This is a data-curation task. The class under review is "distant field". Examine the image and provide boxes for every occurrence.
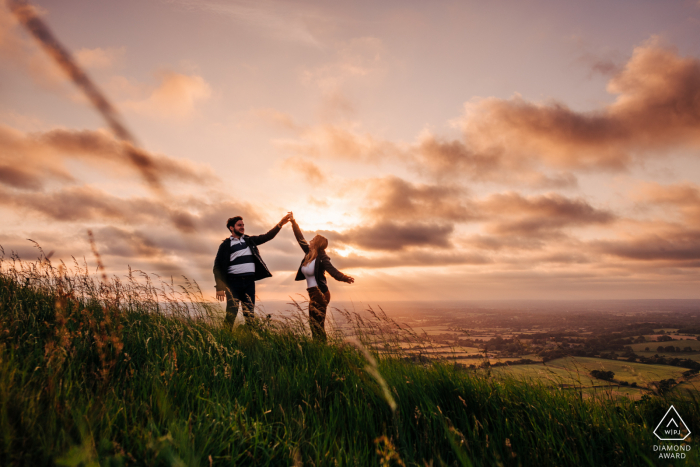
[419,349,542,363]
[411,326,448,334]
[454,346,482,354]
[446,334,502,341]
[453,357,534,365]
[670,380,700,397]
[601,386,648,398]
[517,353,543,361]
[631,339,700,351]
[429,347,482,356]
[494,356,688,393]
[494,363,611,388]
[548,357,686,386]
[635,351,700,361]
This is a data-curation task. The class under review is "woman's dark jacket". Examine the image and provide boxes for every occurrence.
[213,225,281,291]
[291,220,350,293]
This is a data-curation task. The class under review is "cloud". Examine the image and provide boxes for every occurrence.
[536,252,592,264]
[333,249,491,269]
[0,1,24,54]
[632,182,700,227]
[89,225,228,262]
[319,221,454,251]
[168,0,324,46]
[282,156,326,184]
[452,38,700,173]
[281,124,399,162]
[414,134,503,179]
[299,37,386,124]
[467,234,551,252]
[594,230,700,262]
[414,133,579,187]
[576,48,625,78]
[277,120,579,188]
[362,176,477,222]
[0,1,66,87]
[0,165,45,190]
[0,124,216,190]
[590,58,623,76]
[74,46,125,70]
[318,90,356,120]
[350,179,613,252]
[124,71,212,118]
[451,193,615,253]
[0,117,263,240]
[280,177,481,253]
[38,127,215,182]
[6,0,179,193]
[278,177,616,259]
[479,192,616,236]
[0,124,73,188]
[254,108,304,132]
[277,38,700,189]
[0,184,174,223]
[302,37,387,91]
[587,182,700,266]
[0,1,29,61]
[0,182,270,237]
[285,221,490,268]
[95,226,163,258]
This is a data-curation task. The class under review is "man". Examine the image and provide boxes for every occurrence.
[214,213,291,328]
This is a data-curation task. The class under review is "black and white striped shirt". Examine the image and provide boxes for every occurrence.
[228,236,255,276]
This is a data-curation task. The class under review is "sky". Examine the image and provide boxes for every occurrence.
[1,0,700,304]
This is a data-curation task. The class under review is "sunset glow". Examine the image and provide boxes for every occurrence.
[2,0,700,302]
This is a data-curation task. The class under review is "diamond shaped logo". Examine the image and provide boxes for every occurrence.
[654,405,691,441]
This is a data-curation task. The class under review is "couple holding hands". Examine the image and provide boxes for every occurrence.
[213,212,354,341]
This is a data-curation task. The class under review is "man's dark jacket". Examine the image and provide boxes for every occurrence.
[213,225,281,291]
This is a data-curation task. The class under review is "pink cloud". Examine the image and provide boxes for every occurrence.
[123,71,212,119]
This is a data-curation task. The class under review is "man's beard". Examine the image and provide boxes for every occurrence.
[233,227,244,237]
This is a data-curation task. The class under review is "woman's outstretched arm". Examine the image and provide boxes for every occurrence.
[290,218,310,254]
[320,254,354,283]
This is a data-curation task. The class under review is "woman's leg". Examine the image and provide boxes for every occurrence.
[323,290,331,305]
[307,287,328,341]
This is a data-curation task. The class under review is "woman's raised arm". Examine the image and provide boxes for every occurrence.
[290,218,310,254]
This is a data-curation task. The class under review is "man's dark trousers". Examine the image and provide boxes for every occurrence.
[224,275,255,329]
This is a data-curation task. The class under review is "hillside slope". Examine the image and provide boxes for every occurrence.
[0,258,697,466]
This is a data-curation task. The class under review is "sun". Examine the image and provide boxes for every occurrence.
[332,245,360,258]
[290,198,359,233]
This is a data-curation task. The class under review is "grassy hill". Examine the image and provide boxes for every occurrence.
[0,255,698,466]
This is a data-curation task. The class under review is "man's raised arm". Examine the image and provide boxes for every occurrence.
[249,213,291,245]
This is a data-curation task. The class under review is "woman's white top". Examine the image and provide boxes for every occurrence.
[300,258,317,288]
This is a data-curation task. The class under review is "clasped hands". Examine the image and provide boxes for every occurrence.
[277,212,294,228]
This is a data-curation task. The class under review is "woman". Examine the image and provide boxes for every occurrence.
[289,213,354,341]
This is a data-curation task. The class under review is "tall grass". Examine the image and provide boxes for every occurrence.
[0,249,698,466]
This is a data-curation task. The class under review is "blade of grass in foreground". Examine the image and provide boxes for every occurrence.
[0,252,698,465]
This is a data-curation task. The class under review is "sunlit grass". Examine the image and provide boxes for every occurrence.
[0,249,698,466]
